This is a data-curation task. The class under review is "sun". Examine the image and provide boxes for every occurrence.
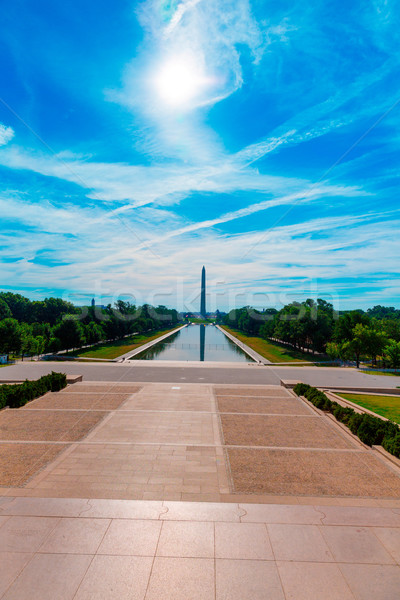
[153,57,209,108]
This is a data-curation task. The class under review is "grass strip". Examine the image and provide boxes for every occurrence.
[338,393,400,424]
[220,326,314,363]
[74,326,182,359]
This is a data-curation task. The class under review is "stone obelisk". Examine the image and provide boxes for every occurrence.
[200,266,206,317]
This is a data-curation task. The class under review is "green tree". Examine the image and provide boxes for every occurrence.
[384,341,400,371]
[0,298,12,320]
[0,293,30,322]
[21,334,34,360]
[340,324,385,368]
[33,335,46,357]
[367,306,400,320]
[381,319,400,342]
[84,321,104,345]
[53,319,86,352]
[0,318,23,356]
[326,342,343,361]
[334,311,370,343]
[363,327,388,364]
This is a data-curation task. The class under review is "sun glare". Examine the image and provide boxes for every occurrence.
[153,58,209,108]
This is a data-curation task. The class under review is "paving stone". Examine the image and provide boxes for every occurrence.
[157,521,214,557]
[277,561,355,600]
[74,555,153,600]
[240,504,322,524]
[0,552,34,597]
[161,500,241,522]
[340,564,400,600]
[372,527,400,563]
[1,553,92,600]
[321,525,395,564]
[318,506,400,527]
[216,559,285,600]
[97,519,161,555]
[215,522,274,559]
[145,557,214,600]
[268,523,334,562]
[38,517,110,554]
[0,516,60,552]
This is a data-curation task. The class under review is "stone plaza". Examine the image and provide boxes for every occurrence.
[0,371,399,599]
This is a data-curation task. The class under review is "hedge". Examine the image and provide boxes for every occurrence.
[0,372,67,409]
[293,382,400,459]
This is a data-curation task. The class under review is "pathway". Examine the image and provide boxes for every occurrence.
[1,496,400,600]
[1,381,400,598]
[2,382,400,502]
[2,361,400,388]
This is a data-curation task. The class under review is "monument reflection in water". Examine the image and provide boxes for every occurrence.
[132,324,251,362]
[200,324,205,361]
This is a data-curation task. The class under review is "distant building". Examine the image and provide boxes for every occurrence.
[200,266,206,317]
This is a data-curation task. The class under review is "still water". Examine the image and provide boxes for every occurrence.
[131,324,253,362]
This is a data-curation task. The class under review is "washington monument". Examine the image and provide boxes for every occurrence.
[200,266,206,317]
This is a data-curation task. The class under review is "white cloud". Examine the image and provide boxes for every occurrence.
[1,186,398,311]
[0,123,14,146]
[0,145,365,212]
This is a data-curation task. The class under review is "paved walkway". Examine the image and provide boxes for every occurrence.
[2,361,400,388]
[2,382,400,502]
[1,382,400,598]
[0,497,399,599]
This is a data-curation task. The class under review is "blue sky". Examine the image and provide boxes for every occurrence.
[0,0,399,312]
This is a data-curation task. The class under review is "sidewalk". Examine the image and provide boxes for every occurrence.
[0,381,399,598]
[0,497,399,599]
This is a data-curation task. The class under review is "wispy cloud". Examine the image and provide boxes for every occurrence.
[1,182,398,311]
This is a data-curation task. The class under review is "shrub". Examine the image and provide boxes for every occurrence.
[293,383,311,397]
[332,404,354,425]
[383,421,399,440]
[333,404,348,422]
[0,372,67,409]
[322,397,333,411]
[293,382,400,459]
[357,414,386,446]
[382,432,400,458]
[347,412,364,435]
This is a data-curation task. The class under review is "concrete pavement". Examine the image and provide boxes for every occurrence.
[2,360,400,388]
[5,382,400,501]
[1,496,400,600]
[1,380,400,598]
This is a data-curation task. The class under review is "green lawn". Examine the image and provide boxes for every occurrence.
[220,326,316,363]
[338,393,400,424]
[189,318,215,324]
[72,326,182,360]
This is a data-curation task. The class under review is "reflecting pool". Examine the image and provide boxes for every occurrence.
[131,324,253,362]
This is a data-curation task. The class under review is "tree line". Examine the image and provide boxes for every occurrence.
[0,293,179,359]
[223,301,400,369]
